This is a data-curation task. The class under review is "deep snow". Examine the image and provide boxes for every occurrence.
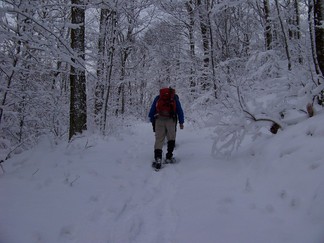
[1,113,324,243]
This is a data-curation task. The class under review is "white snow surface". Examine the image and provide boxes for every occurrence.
[1,114,324,243]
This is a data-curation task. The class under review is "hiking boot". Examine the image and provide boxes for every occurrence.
[165,140,175,163]
[154,149,162,160]
[153,149,162,169]
[155,158,162,169]
[165,157,176,164]
[152,157,162,169]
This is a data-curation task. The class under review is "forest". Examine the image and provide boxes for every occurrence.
[1,0,324,162]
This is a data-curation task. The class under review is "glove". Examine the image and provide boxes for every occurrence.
[179,124,184,129]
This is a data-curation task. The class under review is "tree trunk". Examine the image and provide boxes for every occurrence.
[117,16,133,116]
[293,0,302,63]
[197,0,210,67]
[185,0,196,92]
[314,0,324,76]
[94,8,110,126]
[293,0,301,40]
[69,0,87,140]
[196,0,210,89]
[0,58,17,126]
[263,0,272,50]
[275,0,292,71]
[309,0,321,77]
[102,10,117,133]
[207,1,217,98]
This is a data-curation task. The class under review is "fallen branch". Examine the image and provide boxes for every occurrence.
[236,85,283,134]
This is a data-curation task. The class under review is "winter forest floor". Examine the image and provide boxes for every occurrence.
[1,114,324,243]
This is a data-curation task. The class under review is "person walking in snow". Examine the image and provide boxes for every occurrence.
[148,87,184,169]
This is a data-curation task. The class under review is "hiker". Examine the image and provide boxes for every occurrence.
[148,87,184,169]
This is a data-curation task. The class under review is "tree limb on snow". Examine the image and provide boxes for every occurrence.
[236,85,283,133]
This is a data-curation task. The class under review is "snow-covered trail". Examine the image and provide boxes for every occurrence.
[1,119,324,243]
[107,127,180,243]
[0,123,214,243]
[107,124,217,243]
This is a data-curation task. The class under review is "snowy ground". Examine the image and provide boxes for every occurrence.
[1,113,324,243]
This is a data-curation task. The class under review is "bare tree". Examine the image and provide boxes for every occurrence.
[0,0,72,161]
[314,0,324,76]
[185,0,197,92]
[94,7,110,127]
[196,0,211,90]
[308,0,321,77]
[69,0,87,140]
[102,9,117,133]
[288,0,301,40]
[263,0,272,50]
[275,0,292,70]
[197,0,210,68]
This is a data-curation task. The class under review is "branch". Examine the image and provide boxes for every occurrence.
[236,85,283,133]
[3,7,96,80]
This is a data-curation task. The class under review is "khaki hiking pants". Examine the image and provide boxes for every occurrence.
[154,117,176,150]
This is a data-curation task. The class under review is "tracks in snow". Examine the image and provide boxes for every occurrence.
[107,127,181,243]
[109,164,180,243]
